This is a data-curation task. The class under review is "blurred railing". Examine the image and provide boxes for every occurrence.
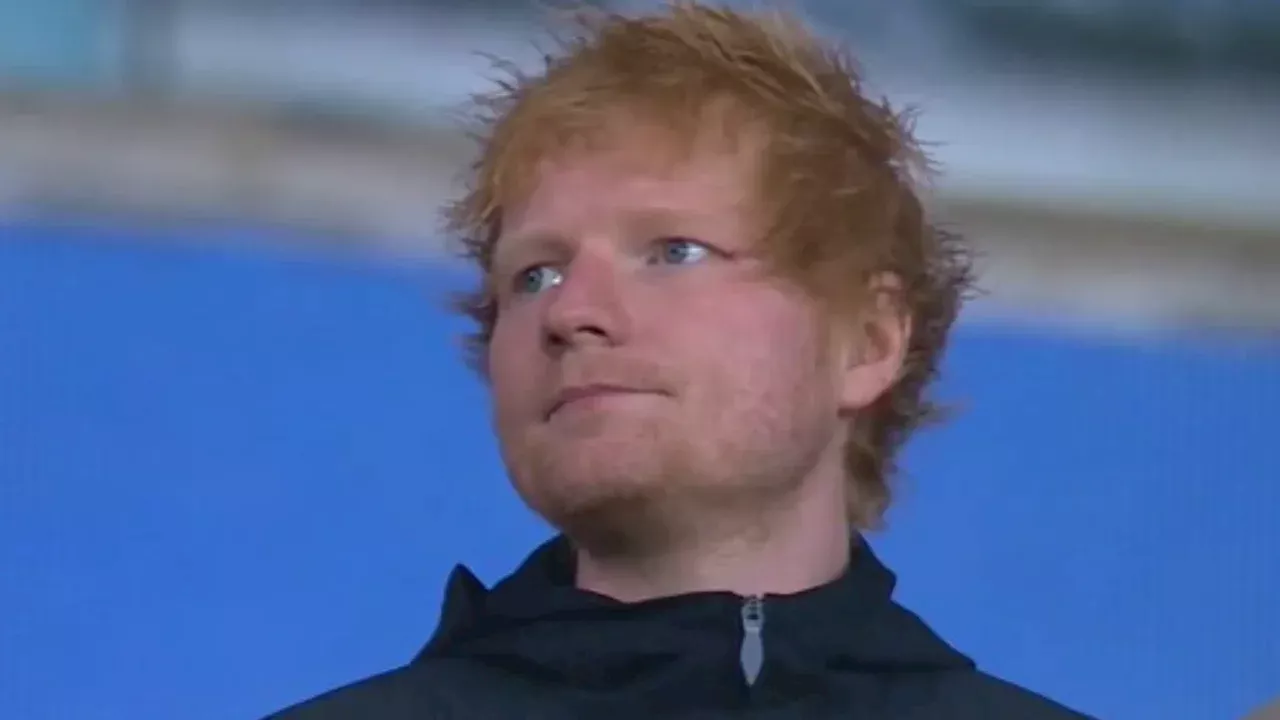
[2,0,1278,333]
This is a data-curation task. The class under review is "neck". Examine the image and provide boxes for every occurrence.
[573,474,851,603]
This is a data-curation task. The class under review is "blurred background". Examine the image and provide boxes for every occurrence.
[1,1,1277,718]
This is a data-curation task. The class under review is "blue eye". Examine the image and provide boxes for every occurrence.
[653,238,711,266]
[513,265,562,295]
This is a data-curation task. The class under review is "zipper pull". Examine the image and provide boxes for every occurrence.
[739,594,765,686]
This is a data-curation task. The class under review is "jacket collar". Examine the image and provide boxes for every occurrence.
[418,534,973,683]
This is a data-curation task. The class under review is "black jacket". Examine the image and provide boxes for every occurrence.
[267,536,1095,719]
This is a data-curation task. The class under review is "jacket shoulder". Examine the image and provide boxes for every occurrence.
[262,659,501,720]
[930,669,1097,720]
[263,665,431,720]
[262,658,568,720]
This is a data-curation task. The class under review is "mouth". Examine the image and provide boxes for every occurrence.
[545,384,658,420]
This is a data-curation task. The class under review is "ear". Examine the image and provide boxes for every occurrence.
[837,273,912,412]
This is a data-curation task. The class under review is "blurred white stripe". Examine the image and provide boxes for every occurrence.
[168,6,1280,231]
[2,5,1279,334]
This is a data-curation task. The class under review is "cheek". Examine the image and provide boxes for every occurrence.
[487,313,541,418]
[678,292,829,413]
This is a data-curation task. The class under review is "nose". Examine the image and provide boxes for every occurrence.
[541,251,633,353]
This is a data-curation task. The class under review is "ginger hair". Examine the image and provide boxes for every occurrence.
[444,1,976,529]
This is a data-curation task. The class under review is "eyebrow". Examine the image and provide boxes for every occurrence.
[622,207,692,239]
[490,229,571,277]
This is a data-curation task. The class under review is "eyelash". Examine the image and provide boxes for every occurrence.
[506,237,722,297]
[511,265,560,296]
[651,237,713,265]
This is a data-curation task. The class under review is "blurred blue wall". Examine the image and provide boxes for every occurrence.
[0,0,109,86]
[1,222,1277,720]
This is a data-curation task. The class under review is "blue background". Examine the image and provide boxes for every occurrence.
[1,222,1277,719]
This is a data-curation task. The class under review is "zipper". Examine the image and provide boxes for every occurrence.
[739,594,765,687]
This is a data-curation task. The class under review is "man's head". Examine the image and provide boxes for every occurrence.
[446,2,974,549]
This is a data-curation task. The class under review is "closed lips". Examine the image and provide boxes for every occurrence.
[546,385,655,418]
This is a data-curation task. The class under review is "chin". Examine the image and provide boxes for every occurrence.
[525,457,664,511]
[537,485,679,558]
[514,450,673,530]
[527,430,669,486]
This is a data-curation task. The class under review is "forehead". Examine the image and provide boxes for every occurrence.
[498,119,762,241]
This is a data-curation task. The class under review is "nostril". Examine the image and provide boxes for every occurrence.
[545,331,570,350]
[544,323,610,351]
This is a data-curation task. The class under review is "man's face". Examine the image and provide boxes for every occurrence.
[486,124,852,551]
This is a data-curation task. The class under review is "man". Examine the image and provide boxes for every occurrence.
[1246,697,1280,720]
[269,2,1093,718]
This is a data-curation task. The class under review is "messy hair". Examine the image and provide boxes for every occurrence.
[444,1,976,529]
